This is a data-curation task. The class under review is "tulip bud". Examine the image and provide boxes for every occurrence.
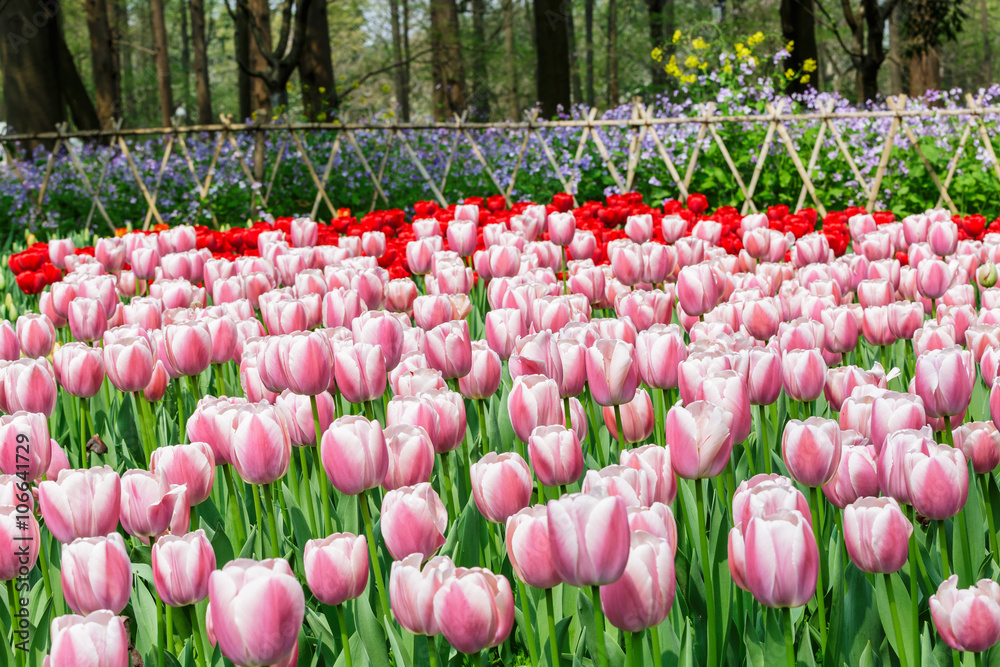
[61,533,132,615]
[930,576,1000,652]
[153,529,216,606]
[304,533,369,606]
[842,497,912,574]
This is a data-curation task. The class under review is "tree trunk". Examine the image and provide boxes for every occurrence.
[189,0,214,124]
[113,0,130,119]
[0,0,66,149]
[647,0,668,89]
[389,0,409,120]
[908,47,940,97]
[779,0,818,96]
[430,0,466,119]
[606,0,618,106]
[180,0,191,112]
[585,0,594,106]
[533,0,572,117]
[56,24,101,131]
[301,0,338,121]
[150,0,174,125]
[236,2,251,121]
[859,0,885,103]
[567,2,583,105]
[888,2,903,95]
[470,0,490,119]
[248,0,272,118]
[85,0,119,128]
[504,0,518,119]
[984,0,993,85]
[403,0,411,121]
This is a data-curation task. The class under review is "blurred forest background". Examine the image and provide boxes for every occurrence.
[0,0,991,131]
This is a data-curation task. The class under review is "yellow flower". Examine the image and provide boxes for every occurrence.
[748,32,764,46]
[672,30,681,43]
[803,58,817,73]
[786,40,794,52]
[382,84,391,93]
[735,43,751,59]
[684,55,699,68]
[800,74,811,84]
[785,69,795,79]
[318,87,326,93]
[652,47,663,62]
[664,55,682,77]
[692,37,708,50]
[699,60,708,70]
[681,74,697,84]
[286,81,293,91]
[722,64,733,74]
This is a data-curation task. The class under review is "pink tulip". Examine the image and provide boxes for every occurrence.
[413,294,456,331]
[506,505,561,588]
[916,258,954,300]
[459,341,502,400]
[276,390,335,446]
[0,320,18,360]
[915,346,974,418]
[1,357,57,416]
[746,346,782,406]
[304,533,369,606]
[425,320,473,379]
[781,348,828,402]
[389,554,456,635]
[569,266,607,305]
[602,388,655,444]
[419,388,467,453]
[277,331,333,396]
[45,610,129,667]
[635,324,687,390]
[930,575,1000,652]
[142,360,170,402]
[528,425,584,488]
[842,497,912,574]
[150,442,216,506]
[103,335,155,392]
[61,533,132,615]
[822,306,860,353]
[16,313,55,358]
[153,529,216,606]
[546,492,630,587]
[743,510,818,608]
[321,415,388,496]
[600,531,676,632]
[871,391,926,454]
[434,567,515,654]
[627,504,678,554]
[383,425,435,491]
[586,338,639,407]
[781,417,842,487]
[954,422,1000,474]
[119,469,188,541]
[904,438,968,520]
[508,374,563,443]
[677,263,720,317]
[582,466,652,508]
[230,404,292,485]
[928,219,959,256]
[0,411,52,483]
[38,467,121,543]
[485,308,525,360]
[352,310,404,371]
[470,452,533,523]
[620,444,676,506]
[665,401,734,479]
[68,298,109,343]
[732,474,812,530]
[821,441,879,509]
[209,559,304,666]
[381,483,448,561]
[53,342,105,398]
[334,343,387,405]
[696,369,752,443]
[0,506,39,581]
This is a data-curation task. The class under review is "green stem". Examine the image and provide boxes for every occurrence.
[223,466,247,548]
[955,502,973,585]
[79,396,88,468]
[650,626,662,667]
[36,530,54,610]
[188,605,205,666]
[767,402,778,475]
[252,483,264,559]
[176,379,187,445]
[784,607,795,667]
[696,478,717,667]
[336,604,354,667]
[156,593,165,667]
[478,399,490,456]
[165,602,174,659]
[904,505,921,666]
[808,487,828,652]
[590,586,609,667]
[614,403,625,449]
[564,396,572,432]
[884,573,909,667]
[545,586,560,667]
[939,520,952,580]
[214,363,226,397]
[625,631,635,667]
[360,489,391,624]
[426,634,440,667]
[262,484,280,558]
[7,578,23,667]
[517,579,539,667]
[982,475,1000,567]
[310,394,331,535]
[658,387,668,448]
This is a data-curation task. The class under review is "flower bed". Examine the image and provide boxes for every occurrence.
[4,192,1000,667]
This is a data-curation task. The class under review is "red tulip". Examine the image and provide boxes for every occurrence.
[842,497,912,574]
[153,529,216,606]
[61,533,132,615]
[304,532,369,606]
[208,558,305,667]
[546,492,630,587]
[380,482,448,561]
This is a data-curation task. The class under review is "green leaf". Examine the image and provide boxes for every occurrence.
[763,608,791,667]
[954,473,986,586]
[131,578,159,659]
[357,593,391,667]
[875,571,912,665]
[841,564,883,665]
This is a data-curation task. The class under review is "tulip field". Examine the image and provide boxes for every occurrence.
[6,193,1000,667]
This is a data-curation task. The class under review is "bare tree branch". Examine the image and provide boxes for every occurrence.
[814,0,861,58]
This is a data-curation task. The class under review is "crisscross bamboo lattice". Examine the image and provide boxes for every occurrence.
[4,94,1000,231]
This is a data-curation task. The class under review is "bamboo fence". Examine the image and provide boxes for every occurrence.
[3,93,1000,232]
